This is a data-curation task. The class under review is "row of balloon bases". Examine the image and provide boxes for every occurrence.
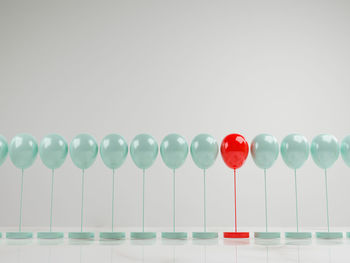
[0,133,350,241]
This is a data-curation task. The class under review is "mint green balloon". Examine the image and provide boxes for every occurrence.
[100,134,128,170]
[190,134,218,170]
[9,133,38,169]
[311,134,339,169]
[341,135,350,168]
[39,134,68,170]
[160,134,188,170]
[130,134,158,169]
[250,134,279,170]
[280,134,309,170]
[70,134,98,170]
[0,135,8,166]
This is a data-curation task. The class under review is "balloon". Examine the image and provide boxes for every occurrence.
[0,135,8,166]
[160,134,188,170]
[100,134,128,170]
[221,134,249,170]
[190,134,218,170]
[130,134,158,169]
[280,134,309,170]
[9,133,38,169]
[250,134,279,170]
[70,134,98,170]
[39,134,68,170]
[341,135,350,168]
[311,134,339,169]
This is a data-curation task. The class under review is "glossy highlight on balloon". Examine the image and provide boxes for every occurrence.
[220,134,249,170]
[280,134,309,170]
[69,134,98,170]
[160,134,188,170]
[0,135,8,166]
[130,134,158,170]
[311,134,339,169]
[100,134,128,170]
[9,133,38,169]
[250,134,279,170]
[341,135,350,168]
[39,134,68,170]
[190,134,218,170]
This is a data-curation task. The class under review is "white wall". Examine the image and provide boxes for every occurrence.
[0,0,350,231]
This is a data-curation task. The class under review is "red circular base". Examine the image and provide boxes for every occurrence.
[224,232,250,238]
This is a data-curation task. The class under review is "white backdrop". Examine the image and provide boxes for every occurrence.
[0,0,350,231]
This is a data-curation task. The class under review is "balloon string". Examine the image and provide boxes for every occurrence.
[173,169,176,232]
[49,169,55,232]
[325,169,330,232]
[264,169,268,232]
[142,169,145,232]
[112,169,115,232]
[294,169,299,232]
[234,169,237,233]
[19,169,24,232]
[203,169,207,233]
[81,169,85,232]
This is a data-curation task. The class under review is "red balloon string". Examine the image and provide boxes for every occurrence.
[234,169,237,233]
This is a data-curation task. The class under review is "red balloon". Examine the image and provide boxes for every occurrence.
[221,134,249,170]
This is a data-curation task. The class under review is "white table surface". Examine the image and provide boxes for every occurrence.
[1,228,350,262]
